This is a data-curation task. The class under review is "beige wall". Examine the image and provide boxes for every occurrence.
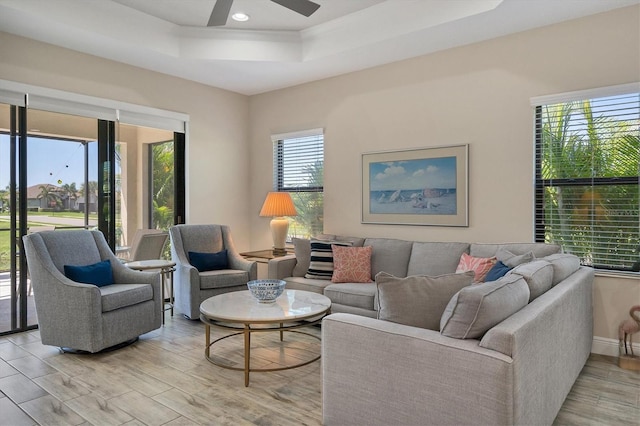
[249,6,640,346]
[0,31,253,250]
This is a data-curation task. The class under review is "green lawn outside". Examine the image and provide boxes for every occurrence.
[0,213,98,271]
[23,211,98,220]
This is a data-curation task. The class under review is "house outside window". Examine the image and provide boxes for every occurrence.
[272,129,324,239]
[533,84,640,273]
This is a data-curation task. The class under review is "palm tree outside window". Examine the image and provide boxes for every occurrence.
[534,87,640,272]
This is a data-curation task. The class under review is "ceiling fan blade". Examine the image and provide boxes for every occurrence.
[271,0,321,17]
[208,0,234,26]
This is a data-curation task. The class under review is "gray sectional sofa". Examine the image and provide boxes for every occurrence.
[267,236,594,425]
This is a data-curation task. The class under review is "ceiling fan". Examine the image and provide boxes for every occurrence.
[208,0,321,26]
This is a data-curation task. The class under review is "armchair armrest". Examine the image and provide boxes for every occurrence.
[268,255,297,279]
[228,252,257,280]
[111,259,159,285]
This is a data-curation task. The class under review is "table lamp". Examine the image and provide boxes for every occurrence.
[260,192,298,254]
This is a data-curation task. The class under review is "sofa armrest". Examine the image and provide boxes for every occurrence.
[479,266,593,425]
[322,313,514,426]
[267,255,297,279]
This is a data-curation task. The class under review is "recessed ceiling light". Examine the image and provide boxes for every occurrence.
[231,12,249,22]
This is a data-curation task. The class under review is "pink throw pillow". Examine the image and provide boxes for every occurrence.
[331,245,373,283]
[455,253,497,282]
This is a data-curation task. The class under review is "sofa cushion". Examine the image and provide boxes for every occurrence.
[199,270,249,289]
[365,238,413,278]
[543,253,581,285]
[324,283,376,311]
[496,249,534,267]
[188,250,228,272]
[455,253,497,282]
[64,259,113,287]
[508,259,553,301]
[407,242,470,276]
[331,245,373,283]
[376,271,474,330]
[440,274,530,339]
[100,283,153,312]
[292,238,311,277]
[305,240,352,280]
[282,276,333,294]
[470,243,561,259]
[484,261,512,282]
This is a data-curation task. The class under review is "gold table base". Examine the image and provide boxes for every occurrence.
[201,315,325,387]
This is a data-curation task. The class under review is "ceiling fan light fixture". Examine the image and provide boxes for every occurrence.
[208,0,319,27]
[231,12,250,22]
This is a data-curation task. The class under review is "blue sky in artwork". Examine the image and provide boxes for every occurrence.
[369,156,456,191]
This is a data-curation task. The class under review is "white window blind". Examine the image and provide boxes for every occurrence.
[0,79,188,132]
[273,130,324,192]
[0,89,26,107]
[533,87,640,272]
[271,129,324,238]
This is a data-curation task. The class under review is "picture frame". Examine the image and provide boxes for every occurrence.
[362,144,468,226]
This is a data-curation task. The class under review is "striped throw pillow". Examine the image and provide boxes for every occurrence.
[304,240,352,280]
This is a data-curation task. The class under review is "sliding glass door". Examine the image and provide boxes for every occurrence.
[0,99,185,335]
[0,107,101,333]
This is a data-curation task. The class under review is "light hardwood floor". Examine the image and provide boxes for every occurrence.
[0,315,638,425]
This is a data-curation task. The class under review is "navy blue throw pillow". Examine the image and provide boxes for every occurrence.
[484,261,513,282]
[64,259,114,287]
[189,250,228,272]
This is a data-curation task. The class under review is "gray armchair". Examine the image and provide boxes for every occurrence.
[121,229,169,262]
[169,224,256,319]
[22,230,162,353]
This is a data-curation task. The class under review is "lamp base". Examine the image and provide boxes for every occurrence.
[270,217,289,252]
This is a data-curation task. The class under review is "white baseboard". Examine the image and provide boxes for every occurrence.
[592,336,640,357]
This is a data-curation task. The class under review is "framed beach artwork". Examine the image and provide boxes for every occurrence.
[362,144,468,226]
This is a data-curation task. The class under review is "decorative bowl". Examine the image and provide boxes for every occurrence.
[247,279,286,303]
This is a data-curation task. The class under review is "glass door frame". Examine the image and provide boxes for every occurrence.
[98,119,116,249]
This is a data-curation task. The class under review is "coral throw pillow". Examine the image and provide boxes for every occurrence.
[455,252,497,282]
[331,245,373,283]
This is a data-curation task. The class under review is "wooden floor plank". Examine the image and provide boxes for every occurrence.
[64,393,135,426]
[0,394,37,426]
[19,394,86,426]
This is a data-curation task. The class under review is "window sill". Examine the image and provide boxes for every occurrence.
[594,270,640,280]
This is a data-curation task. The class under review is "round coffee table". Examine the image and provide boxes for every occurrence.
[199,289,331,386]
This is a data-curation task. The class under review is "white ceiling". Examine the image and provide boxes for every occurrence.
[0,0,637,95]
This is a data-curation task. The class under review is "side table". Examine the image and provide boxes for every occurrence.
[126,259,176,325]
[239,249,294,264]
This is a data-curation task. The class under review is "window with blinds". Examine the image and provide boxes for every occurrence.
[272,130,324,239]
[534,89,640,272]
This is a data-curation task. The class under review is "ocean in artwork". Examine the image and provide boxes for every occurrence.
[368,155,457,215]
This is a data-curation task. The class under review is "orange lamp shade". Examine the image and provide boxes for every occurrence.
[259,192,298,217]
